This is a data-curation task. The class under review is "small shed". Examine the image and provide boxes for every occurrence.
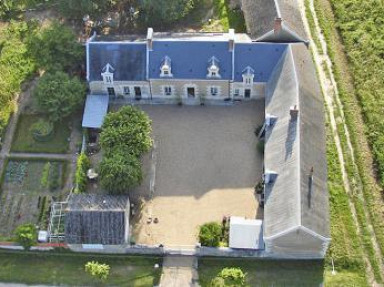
[229,216,263,249]
[65,194,130,245]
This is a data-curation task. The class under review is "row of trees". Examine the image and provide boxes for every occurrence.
[0,20,84,137]
[57,0,196,27]
[99,106,152,194]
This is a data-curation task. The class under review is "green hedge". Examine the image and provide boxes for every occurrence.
[75,153,90,193]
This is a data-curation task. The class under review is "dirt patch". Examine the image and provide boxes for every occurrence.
[130,102,264,246]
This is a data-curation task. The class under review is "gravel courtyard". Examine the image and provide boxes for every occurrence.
[131,101,264,246]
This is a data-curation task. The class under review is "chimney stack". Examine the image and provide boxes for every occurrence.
[228,28,235,51]
[274,17,283,35]
[290,105,299,120]
[147,27,153,51]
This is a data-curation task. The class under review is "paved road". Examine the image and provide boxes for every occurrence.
[160,255,200,287]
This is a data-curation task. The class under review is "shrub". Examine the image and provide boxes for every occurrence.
[75,153,91,193]
[257,140,264,154]
[199,222,222,247]
[84,261,110,281]
[14,223,37,250]
[40,162,51,188]
[100,106,152,157]
[99,151,143,194]
[211,267,246,287]
[30,119,53,142]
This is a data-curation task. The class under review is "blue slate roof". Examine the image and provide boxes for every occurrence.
[149,41,233,80]
[234,43,287,82]
[82,95,109,128]
[88,43,147,81]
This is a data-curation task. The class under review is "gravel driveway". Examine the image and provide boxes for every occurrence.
[131,101,265,246]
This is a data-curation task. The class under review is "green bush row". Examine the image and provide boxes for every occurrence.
[75,153,91,193]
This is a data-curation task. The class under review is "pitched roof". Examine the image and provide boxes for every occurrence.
[65,194,130,245]
[82,94,109,129]
[241,0,277,39]
[88,42,147,81]
[234,43,287,82]
[149,40,233,80]
[255,23,308,44]
[263,45,329,240]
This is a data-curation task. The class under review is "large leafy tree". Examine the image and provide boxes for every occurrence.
[99,151,143,193]
[33,71,86,122]
[100,105,152,156]
[139,0,195,26]
[58,0,116,19]
[27,21,83,72]
[14,223,37,250]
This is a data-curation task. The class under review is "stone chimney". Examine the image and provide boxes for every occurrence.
[228,28,235,51]
[147,27,153,51]
[274,17,283,35]
[290,105,299,120]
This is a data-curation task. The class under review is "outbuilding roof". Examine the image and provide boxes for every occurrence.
[65,194,130,245]
[82,94,109,129]
[229,217,264,249]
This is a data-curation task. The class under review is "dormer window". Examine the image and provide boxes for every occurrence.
[160,56,173,77]
[207,56,221,78]
[101,63,115,85]
[242,66,254,86]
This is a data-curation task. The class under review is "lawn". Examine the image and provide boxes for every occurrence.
[198,257,324,286]
[0,250,162,286]
[11,114,71,153]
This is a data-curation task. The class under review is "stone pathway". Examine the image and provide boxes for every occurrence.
[160,256,200,287]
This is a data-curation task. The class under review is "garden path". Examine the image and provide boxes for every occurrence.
[160,255,200,287]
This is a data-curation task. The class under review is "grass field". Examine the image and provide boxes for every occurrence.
[0,250,162,286]
[11,114,71,153]
[198,258,324,286]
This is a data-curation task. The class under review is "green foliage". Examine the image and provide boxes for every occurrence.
[14,223,37,250]
[211,267,246,287]
[212,0,246,32]
[58,0,115,20]
[30,118,54,142]
[139,0,196,26]
[75,153,91,193]
[40,162,51,188]
[0,0,45,19]
[84,261,110,281]
[0,21,37,135]
[100,106,152,157]
[327,0,384,187]
[199,222,222,247]
[33,71,86,122]
[99,151,143,194]
[27,21,83,72]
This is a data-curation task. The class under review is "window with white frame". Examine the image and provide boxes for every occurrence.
[123,86,130,95]
[210,86,219,96]
[101,63,115,85]
[234,89,240,97]
[160,56,173,77]
[164,86,172,96]
[207,56,221,78]
[242,66,254,86]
